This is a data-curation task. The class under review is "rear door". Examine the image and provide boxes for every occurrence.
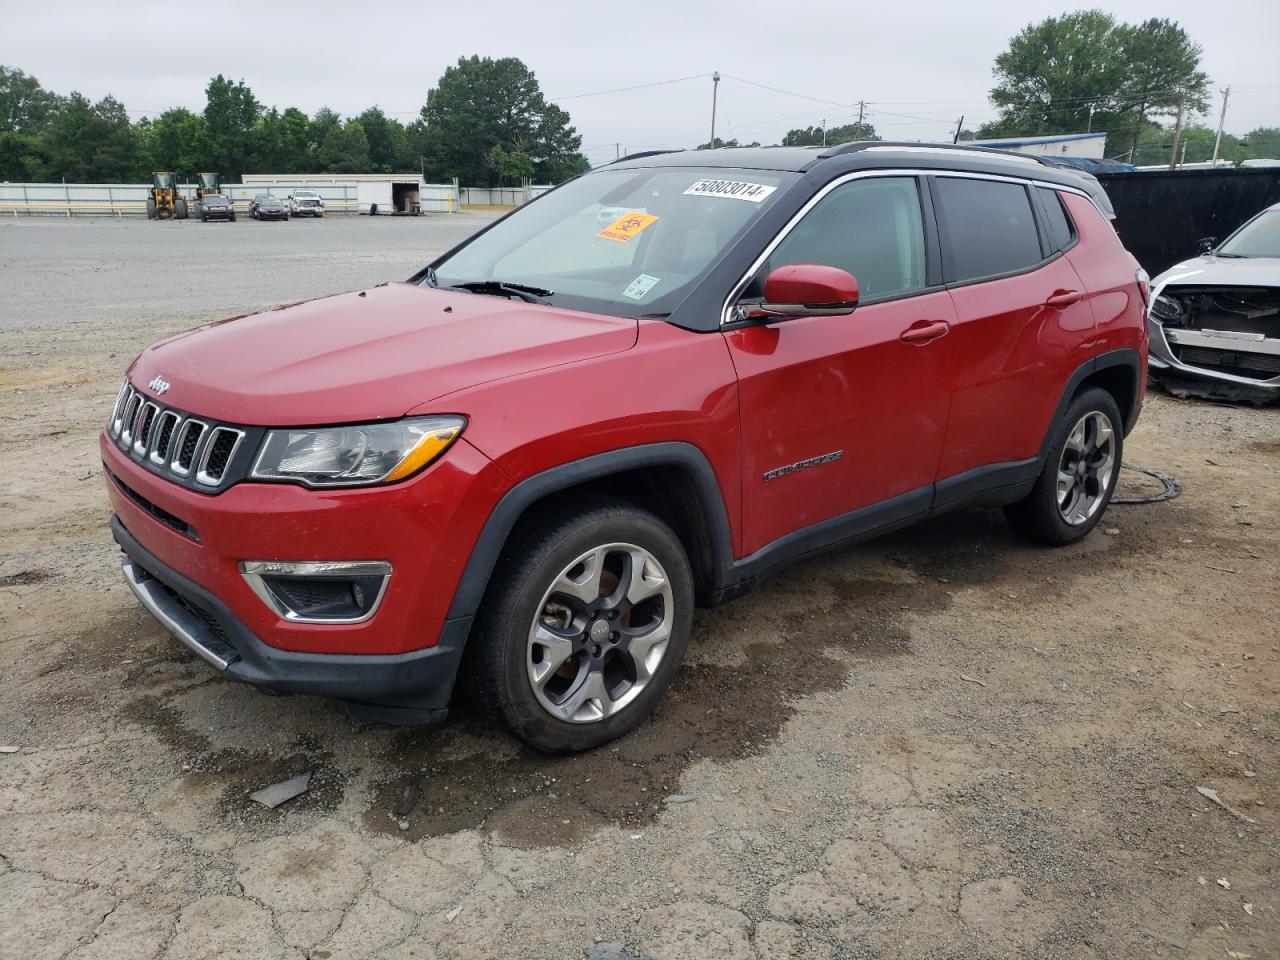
[724,175,956,556]
[930,175,1096,491]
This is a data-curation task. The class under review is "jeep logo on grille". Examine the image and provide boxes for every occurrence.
[148,376,171,396]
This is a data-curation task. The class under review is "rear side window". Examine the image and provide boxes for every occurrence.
[934,177,1043,283]
[1037,187,1075,252]
[768,177,927,300]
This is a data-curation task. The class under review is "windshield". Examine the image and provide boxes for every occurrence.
[296,192,319,199]
[430,166,797,317]
[1218,207,1280,258]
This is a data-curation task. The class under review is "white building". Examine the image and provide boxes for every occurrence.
[969,132,1108,160]
[237,174,459,214]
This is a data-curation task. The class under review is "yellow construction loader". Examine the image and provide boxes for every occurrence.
[147,172,188,220]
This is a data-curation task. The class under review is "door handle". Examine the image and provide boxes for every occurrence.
[1045,289,1084,308]
[899,320,950,345]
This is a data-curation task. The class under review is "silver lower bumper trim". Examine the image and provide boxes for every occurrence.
[121,557,236,671]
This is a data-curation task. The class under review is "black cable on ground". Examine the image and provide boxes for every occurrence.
[1111,462,1182,505]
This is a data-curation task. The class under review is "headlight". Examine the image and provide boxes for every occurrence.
[250,415,465,487]
[1151,292,1184,321]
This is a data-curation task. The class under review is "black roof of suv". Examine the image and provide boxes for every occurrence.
[611,141,1112,216]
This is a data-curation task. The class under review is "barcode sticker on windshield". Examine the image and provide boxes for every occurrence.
[598,210,659,243]
[683,179,776,203]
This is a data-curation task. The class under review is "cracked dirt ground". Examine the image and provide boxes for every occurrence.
[1,217,1277,959]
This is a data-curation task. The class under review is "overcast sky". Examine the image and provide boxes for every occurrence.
[8,0,1278,166]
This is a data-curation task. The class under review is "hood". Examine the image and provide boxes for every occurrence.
[128,282,638,425]
[1154,254,1280,290]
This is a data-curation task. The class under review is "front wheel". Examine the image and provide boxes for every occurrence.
[464,501,694,752]
[1004,387,1123,545]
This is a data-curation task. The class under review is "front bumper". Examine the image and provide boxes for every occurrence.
[1148,316,1280,400]
[113,516,466,721]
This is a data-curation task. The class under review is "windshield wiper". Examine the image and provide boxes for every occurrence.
[445,280,554,304]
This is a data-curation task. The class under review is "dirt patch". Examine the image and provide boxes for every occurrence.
[0,569,55,587]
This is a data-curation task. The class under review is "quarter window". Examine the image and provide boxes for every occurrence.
[1037,187,1075,252]
[768,177,927,300]
[934,177,1043,282]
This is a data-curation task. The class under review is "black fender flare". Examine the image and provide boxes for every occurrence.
[445,442,735,622]
[1038,348,1144,465]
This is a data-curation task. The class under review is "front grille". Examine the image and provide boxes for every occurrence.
[107,470,200,541]
[106,382,250,492]
[197,428,242,485]
[1178,345,1280,379]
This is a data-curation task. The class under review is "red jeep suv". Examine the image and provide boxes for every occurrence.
[102,143,1148,752]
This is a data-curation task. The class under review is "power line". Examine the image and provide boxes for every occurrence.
[549,74,710,102]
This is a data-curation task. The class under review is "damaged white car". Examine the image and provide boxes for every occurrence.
[1148,201,1280,403]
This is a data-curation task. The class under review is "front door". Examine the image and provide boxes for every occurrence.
[724,175,955,557]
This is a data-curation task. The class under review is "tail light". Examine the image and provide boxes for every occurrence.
[1135,268,1151,311]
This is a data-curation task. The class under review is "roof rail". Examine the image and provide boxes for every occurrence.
[815,140,1052,167]
[608,149,685,165]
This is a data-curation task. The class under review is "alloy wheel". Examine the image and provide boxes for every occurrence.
[527,542,674,723]
[1056,410,1115,525]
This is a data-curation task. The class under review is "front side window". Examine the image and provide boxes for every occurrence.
[430,166,796,318]
[765,176,927,301]
[934,177,1043,282]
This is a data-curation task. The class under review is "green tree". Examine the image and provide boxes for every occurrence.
[1115,19,1209,161]
[0,131,46,180]
[307,106,342,169]
[357,107,409,172]
[487,144,534,184]
[41,93,141,181]
[318,119,370,172]
[781,121,878,146]
[420,56,587,185]
[203,74,260,179]
[146,107,208,175]
[983,10,1127,139]
[0,66,59,133]
[1243,127,1280,159]
[1131,121,1247,166]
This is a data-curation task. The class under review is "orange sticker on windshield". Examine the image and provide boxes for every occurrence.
[598,210,659,243]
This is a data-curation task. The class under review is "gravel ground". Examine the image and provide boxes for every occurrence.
[1,216,1276,960]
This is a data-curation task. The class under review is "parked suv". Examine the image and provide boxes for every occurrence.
[102,144,1148,752]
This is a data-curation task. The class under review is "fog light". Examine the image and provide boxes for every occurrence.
[239,560,391,624]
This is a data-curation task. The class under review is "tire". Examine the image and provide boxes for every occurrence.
[201,213,208,222]
[229,211,237,222]
[463,499,694,753]
[175,198,188,220]
[1004,386,1123,546]
[146,199,156,220]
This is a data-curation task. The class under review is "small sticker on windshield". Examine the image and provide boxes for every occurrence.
[598,210,659,243]
[623,274,661,300]
[683,179,776,203]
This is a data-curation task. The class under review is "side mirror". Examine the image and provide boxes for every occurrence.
[738,264,859,321]
[1197,236,1217,254]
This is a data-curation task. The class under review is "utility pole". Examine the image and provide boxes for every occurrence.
[1168,88,1187,170]
[1086,103,1094,133]
[709,71,720,149]
[857,100,865,136]
[821,119,827,146]
[1211,85,1231,167]
[615,142,620,160]
[953,114,964,144]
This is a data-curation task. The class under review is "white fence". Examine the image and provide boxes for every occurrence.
[0,180,460,217]
[458,184,554,206]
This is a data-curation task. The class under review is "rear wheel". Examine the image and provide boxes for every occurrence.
[1004,387,1122,545]
[464,501,694,753]
[175,198,188,220]
[145,199,156,220]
